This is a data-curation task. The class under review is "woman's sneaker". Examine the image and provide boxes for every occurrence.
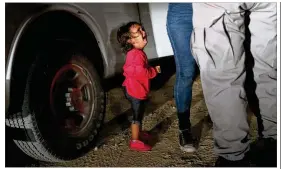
[179,129,196,153]
[129,140,152,152]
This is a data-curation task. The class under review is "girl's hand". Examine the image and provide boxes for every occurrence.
[155,66,161,73]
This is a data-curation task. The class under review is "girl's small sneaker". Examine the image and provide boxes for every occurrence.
[129,140,152,152]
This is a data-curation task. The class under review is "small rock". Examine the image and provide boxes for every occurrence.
[118,143,124,146]
[163,154,171,159]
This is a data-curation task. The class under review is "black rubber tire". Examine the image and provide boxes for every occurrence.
[5,41,105,162]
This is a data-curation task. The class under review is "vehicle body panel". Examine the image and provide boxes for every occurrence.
[148,3,173,57]
[5,3,172,113]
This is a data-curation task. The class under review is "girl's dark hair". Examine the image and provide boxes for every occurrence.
[117,21,143,53]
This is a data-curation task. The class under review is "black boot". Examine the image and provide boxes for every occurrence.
[250,137,277,167]
[177,112,196,152]
[215,156,251,167]
[179,129,196,152]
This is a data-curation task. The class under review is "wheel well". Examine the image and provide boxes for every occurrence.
[8,10,104,114]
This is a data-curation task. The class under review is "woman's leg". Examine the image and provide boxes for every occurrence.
[166,3,196,152]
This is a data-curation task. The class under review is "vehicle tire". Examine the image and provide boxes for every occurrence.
[5,40,105,162]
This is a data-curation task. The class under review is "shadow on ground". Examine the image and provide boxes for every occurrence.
[5,56,177,167]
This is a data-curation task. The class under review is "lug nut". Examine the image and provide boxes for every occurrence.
[66,102,71,107]
[65,93,71,97]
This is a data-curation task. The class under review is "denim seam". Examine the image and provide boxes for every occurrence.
[166,24,181,112]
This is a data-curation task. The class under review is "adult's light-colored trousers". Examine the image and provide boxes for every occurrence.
[191,3,277,161]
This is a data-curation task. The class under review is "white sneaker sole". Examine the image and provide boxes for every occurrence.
[180,145,197,153]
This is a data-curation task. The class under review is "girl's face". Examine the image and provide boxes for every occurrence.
[128,24,147,50]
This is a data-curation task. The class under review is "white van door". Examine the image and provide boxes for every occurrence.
[138,3,173,59]
[139,3,173,59]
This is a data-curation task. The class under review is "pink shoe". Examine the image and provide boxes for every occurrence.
[129,140,152,152]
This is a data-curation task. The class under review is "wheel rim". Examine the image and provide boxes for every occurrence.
[50,63,95,136]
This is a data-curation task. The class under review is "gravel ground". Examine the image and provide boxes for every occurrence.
[38,74,258,167]
[6,58,258,167]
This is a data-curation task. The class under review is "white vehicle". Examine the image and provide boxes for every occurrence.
[5,3,173,162]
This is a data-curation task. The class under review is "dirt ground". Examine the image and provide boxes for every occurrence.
[39,70,258,167]
[6,58,258,167]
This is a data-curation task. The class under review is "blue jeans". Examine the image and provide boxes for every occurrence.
[166,3,196,128]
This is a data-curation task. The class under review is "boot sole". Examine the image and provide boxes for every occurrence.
[180,144,197,153]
